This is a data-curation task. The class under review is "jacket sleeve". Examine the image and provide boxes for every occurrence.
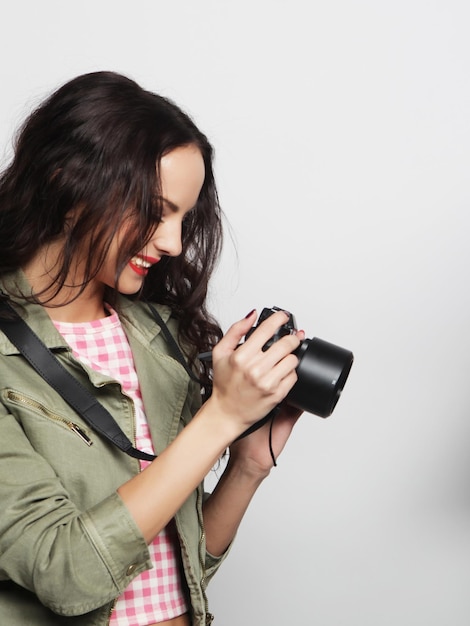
[204,534,233,584]
[0,405,151,617]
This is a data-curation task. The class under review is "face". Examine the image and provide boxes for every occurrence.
[96,144,205,294]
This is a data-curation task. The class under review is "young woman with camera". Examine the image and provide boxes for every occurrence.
[0,71,303,626]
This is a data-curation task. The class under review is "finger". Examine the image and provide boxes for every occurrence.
[213,309,258,357]
[256,327,306,371]
[260,333,302,368]
[239,352,299,405]
[268,368,299,405]
[265,353,299,393]
[228,314,301,380]
[242,310,291,353]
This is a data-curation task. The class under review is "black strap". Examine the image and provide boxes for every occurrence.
[0,300,155,461]
[146,302,204,385]
[0,299,277,462]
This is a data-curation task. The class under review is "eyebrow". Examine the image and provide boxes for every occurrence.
[161,196,197,215]
[161,197,180,213]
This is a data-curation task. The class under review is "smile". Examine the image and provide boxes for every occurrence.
[129,255,160,276]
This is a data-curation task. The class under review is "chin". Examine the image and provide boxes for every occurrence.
[117,285,142,296]
[115,277,144,295]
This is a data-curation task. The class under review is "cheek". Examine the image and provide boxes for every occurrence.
[112,224,138,265]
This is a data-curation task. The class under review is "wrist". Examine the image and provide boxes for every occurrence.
[225,451,272,483]
[202,393,255,443]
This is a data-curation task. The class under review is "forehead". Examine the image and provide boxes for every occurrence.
[158,145,205,211]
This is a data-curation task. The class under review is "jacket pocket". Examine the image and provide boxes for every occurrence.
[3,389,93,447]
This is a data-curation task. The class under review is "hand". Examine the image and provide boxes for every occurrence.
[209,309,304,438]
[228,401,303,476]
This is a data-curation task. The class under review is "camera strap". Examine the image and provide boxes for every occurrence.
[0,299,156,461]
[0,299,279,465]
[145,302,206,386]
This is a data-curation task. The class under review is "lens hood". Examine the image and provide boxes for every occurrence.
[288,337,354,417]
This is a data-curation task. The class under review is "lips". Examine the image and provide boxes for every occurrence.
[128,255,160,277]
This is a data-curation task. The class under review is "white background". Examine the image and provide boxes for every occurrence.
[1,1,470,624]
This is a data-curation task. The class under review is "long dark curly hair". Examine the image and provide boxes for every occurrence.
[0,71,223,381]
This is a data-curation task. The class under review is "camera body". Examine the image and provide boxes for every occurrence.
[248,306,354,418]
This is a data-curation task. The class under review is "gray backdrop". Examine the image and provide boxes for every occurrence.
[1,1,469,624]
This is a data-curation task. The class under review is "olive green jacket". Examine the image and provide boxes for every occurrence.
[0,271,225,625]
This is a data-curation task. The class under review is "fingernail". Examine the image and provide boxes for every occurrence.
[245,309,256,319]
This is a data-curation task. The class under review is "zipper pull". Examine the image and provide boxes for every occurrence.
[206,612,214,625]
[68,422,93,446]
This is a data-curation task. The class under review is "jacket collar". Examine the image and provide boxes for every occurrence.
[0,268,172,356]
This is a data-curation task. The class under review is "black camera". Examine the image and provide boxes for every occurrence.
[247,306,354,418]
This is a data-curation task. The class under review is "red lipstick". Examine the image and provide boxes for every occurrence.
[128,256,160,277]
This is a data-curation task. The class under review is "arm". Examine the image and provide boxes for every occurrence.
[202,402,303,556]
[117,310,303,543]
[0,407,150,615]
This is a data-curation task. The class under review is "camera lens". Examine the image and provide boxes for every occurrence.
[287,338,354,417]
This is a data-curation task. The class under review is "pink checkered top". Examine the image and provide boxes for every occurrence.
[53,309,188,625]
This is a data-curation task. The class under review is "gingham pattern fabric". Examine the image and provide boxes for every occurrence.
[53,310,188,625]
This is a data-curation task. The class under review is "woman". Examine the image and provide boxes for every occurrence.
[0,71,303,625]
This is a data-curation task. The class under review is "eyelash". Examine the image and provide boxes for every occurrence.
[154,213,192,226]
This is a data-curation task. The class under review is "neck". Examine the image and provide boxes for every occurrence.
[42,295,108,323]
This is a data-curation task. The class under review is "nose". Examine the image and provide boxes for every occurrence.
[151,219,183,258]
